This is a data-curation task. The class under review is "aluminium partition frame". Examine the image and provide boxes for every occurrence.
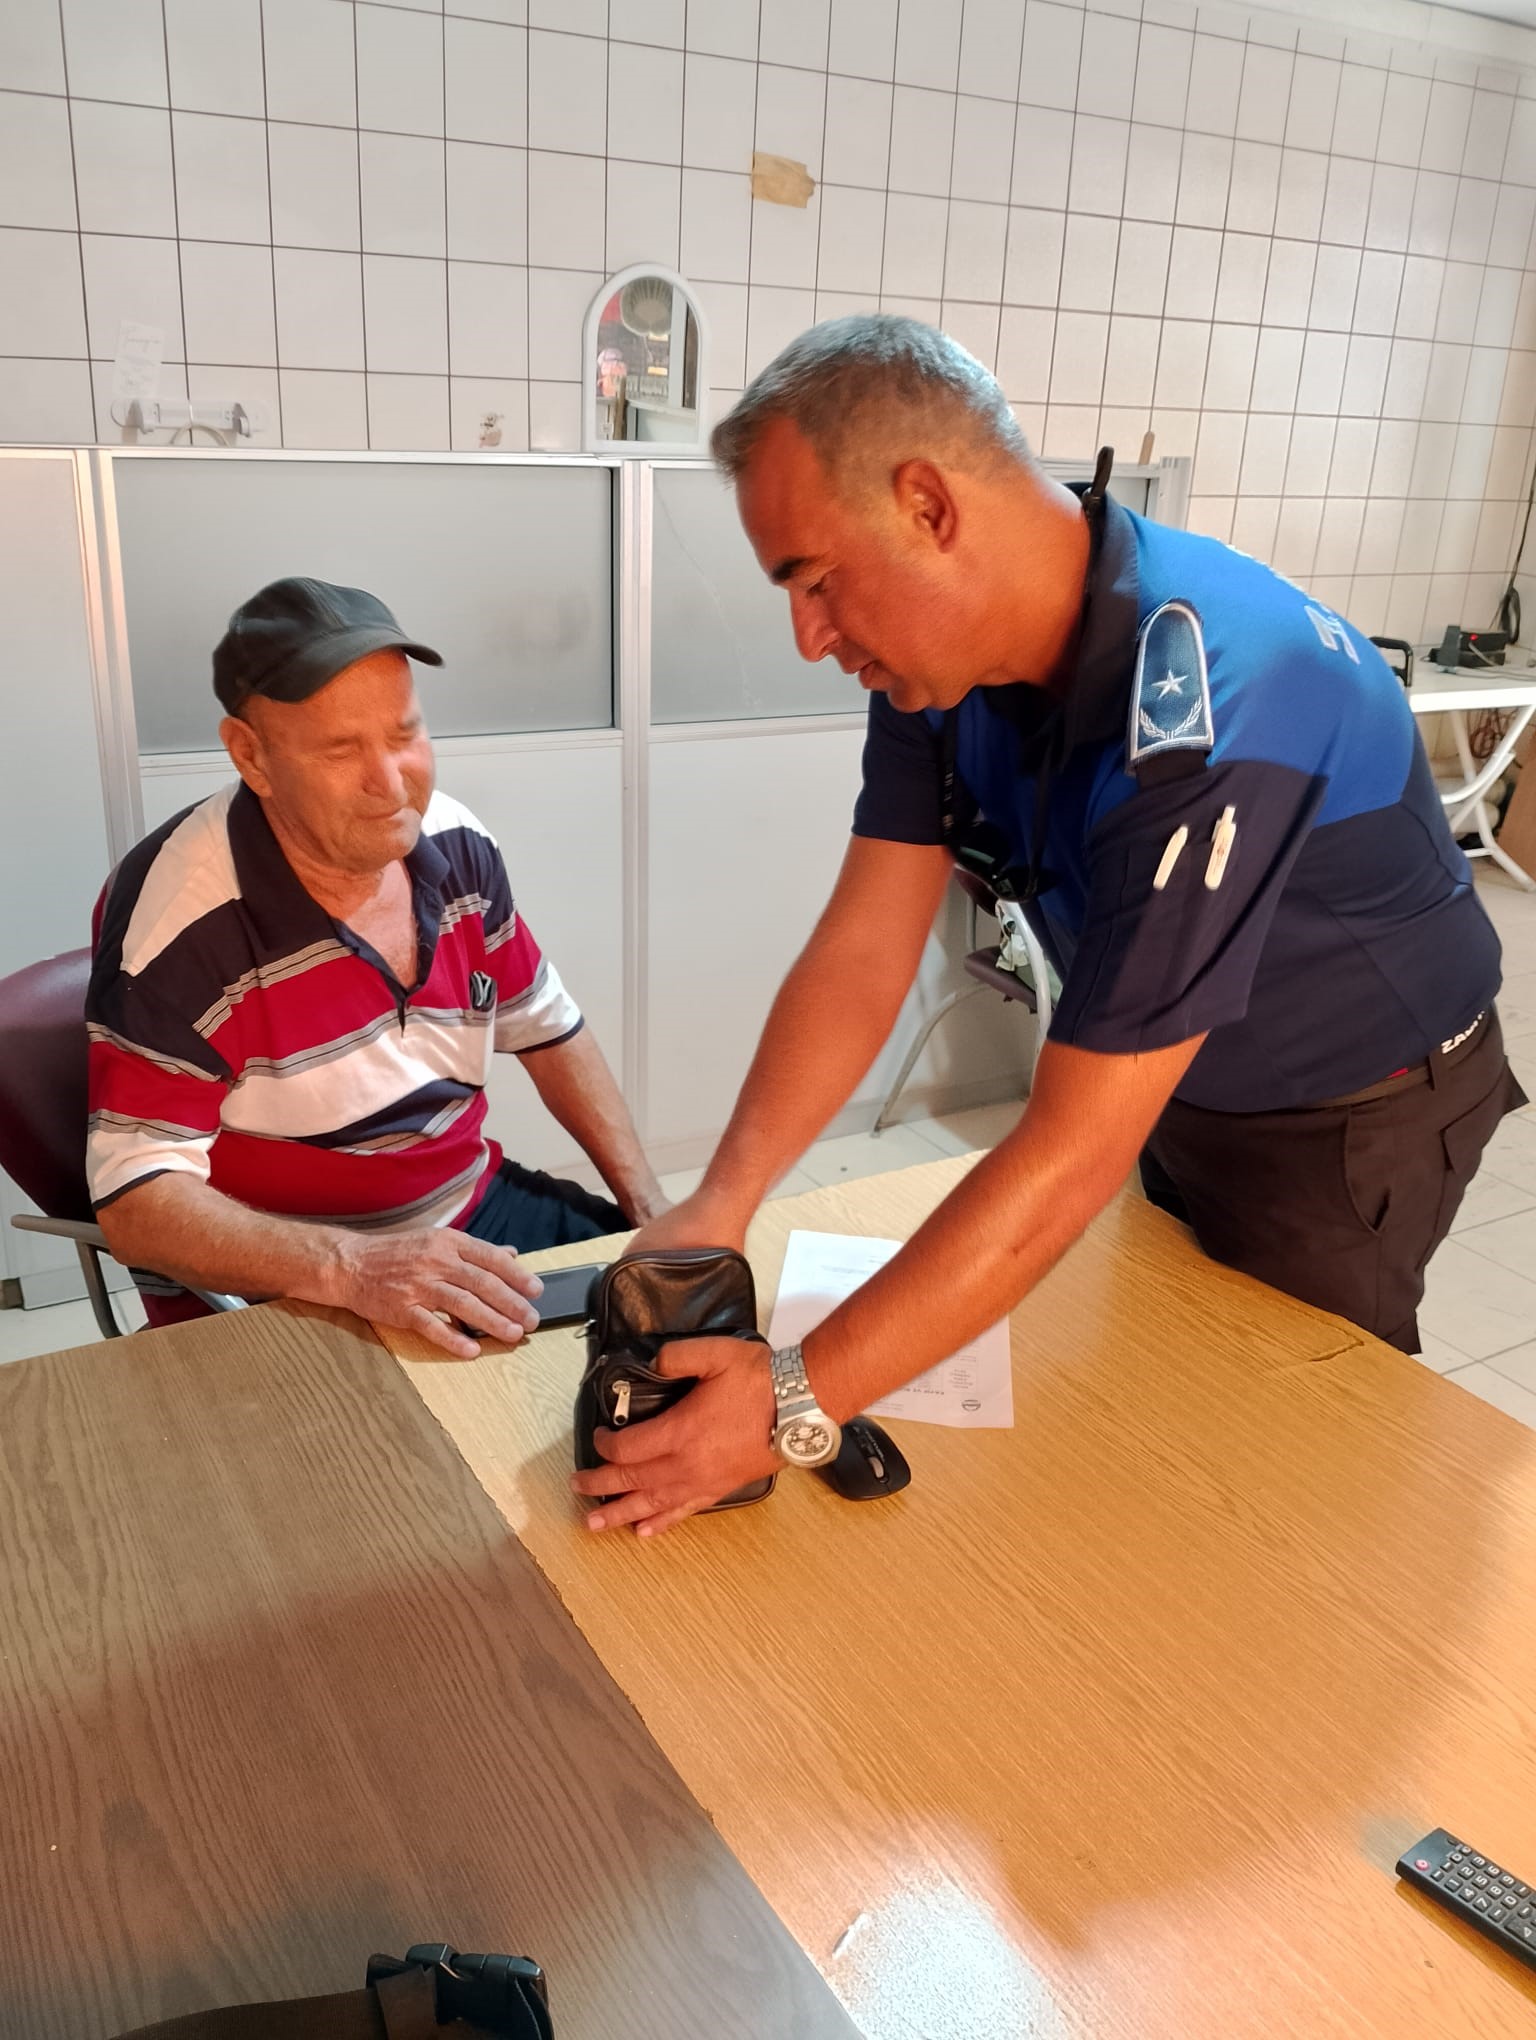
[74,447,1190,1157]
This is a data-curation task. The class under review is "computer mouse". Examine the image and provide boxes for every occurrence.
[815,1417,911,1501]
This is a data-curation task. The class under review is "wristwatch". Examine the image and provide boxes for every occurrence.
[768,1343,841,1468]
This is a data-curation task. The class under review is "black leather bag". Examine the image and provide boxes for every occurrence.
[112,1943,552,2039]
[573,1249,776,1512]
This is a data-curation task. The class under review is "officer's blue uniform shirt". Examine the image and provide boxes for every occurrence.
[852,493,1503,1113]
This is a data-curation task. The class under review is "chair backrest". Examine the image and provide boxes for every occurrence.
[953,865,1001,918]
[0,948,94,1223]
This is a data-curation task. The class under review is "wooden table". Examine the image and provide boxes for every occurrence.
[6,1158,1536,2038]
[0,1302,856,2039]
[381,1160,1536,2038]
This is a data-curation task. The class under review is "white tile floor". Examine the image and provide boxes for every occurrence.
[5,870,1536,1416]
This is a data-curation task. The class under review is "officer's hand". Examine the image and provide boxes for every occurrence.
[570,1333,778,1536]
[623,1186,749,1259]
[333,1228,544,1358]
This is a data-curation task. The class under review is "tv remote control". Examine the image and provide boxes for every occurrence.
[1397,1828,1536,1974]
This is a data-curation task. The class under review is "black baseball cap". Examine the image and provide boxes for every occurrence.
[212,576,443,714]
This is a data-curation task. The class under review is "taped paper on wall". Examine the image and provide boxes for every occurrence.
[112,320,164,404]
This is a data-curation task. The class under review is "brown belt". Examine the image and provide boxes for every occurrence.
[1315,1009,1491,1110]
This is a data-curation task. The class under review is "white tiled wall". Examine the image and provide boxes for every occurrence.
[4,0,1536,640]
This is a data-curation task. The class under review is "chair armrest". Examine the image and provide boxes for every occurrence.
[12,1212,111,1250]
[11,1213,245,1315]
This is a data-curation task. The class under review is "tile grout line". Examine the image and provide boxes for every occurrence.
[351,0,373,445]
[159,0,191,409]
[257,0,283,445]
[51,0,96,435]
[440,3,448,443]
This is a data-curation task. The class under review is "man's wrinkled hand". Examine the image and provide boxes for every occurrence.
[570,1333,778,1537]
[333,1228,544,1359]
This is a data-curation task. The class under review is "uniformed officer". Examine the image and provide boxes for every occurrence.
[571,315,1526,1537]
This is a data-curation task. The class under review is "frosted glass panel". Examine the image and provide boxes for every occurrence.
[113,458,614,751]
[651,465,849,723]
[649,463,1154,724]
[0,455,110,973]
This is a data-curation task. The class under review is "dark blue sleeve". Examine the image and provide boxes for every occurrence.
[1050,756,1328,1053]
[850,693,946,845]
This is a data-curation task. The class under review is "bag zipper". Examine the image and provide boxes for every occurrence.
[611,1379,631,1427]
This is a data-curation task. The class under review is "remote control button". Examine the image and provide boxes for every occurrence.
[1520,1903,1532,1918]
[1501,1872,1515,1886]
[1473,1855,1486,1866]
[1523,1926,1535,1944]
[1475,1896,1491,1912]
[1475,1874,1490,1887]
[1490,1907,1507,1925]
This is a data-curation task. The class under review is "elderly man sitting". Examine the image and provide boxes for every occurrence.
[87,576,664,1355]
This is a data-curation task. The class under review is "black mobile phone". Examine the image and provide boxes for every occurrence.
[531,1261,607,1330]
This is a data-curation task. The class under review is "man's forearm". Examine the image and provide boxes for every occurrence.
[700,838,954,1221]
[802,1036,1207,1419]
[801,1124,1102,1421]
[98,1175,349,1306]
[700,944,908,1218]
[517,1026,665,1221]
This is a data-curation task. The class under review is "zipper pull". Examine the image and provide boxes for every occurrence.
[611,1379,632,1427]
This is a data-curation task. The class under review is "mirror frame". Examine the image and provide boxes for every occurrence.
[582,264,711,457]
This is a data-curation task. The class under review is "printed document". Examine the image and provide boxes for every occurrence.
[766,1229,1014,1429]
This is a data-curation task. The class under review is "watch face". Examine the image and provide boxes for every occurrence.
[778,1416,836,1467]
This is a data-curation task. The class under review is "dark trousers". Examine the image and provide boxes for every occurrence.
[464,1158,626,1253]
[1140,1010,1527,1353]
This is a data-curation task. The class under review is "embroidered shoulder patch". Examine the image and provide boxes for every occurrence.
[1127,599,1213,767]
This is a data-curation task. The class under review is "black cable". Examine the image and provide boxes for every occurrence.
[1494,450,1536,641]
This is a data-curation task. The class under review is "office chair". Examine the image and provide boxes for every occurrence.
[873,868,1054,1136]
[1369,636,1414,688]
[0,949,240,1337]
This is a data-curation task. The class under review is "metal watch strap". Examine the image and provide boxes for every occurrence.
[769,1341,815,1412]
[768,1342,840,1469]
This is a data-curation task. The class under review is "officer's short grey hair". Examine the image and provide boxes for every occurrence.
[710,315,1032,495]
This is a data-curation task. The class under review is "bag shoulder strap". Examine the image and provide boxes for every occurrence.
[377,1969,439,2040]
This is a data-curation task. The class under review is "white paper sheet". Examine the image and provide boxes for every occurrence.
[766,1229,1014,1429]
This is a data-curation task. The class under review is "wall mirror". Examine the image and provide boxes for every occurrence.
[583,265,708,455]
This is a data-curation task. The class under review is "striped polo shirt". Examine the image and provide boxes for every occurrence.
[86,781,581,1252]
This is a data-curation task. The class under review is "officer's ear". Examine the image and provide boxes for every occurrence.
[890,459,960,554]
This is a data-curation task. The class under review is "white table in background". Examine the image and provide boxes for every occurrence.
[1407,665,1536,889]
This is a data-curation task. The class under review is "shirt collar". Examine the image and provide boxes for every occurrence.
[229,781,452,957]
[975,485,1142,765]
[1064,487,1141,751]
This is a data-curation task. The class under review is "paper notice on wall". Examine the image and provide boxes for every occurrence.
[766,1229,1014,1429]
[112,320,164,404]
